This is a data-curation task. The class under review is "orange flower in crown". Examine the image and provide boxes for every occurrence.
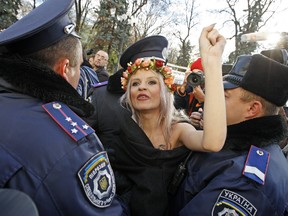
[121,58,176,92]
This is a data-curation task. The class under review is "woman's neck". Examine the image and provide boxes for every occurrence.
[139,110,161,131]
[138,110,168,150]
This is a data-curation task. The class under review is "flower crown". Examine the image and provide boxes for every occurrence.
[121,58,176,91]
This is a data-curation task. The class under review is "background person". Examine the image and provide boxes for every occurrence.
[88,55,95,66]
[174,58,205,129]
[93,50,110,82]
[77,65,100,101]
[0,0,126,215]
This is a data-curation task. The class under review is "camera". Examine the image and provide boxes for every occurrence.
[187,71,205,87]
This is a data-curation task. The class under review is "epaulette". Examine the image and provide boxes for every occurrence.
[242,145,270,185]
[42,102,94,142]
[92,81,108,88]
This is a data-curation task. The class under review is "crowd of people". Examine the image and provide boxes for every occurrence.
[0,0,288,215]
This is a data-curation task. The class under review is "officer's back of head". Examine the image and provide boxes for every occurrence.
[0,0,82,89]
[0,1,125,215]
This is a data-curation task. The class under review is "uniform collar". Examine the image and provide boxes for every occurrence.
[223,115,287,151]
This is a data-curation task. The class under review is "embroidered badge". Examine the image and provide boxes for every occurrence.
[78,152,116,208]
[242,145,270,185]
[212,189,257,216]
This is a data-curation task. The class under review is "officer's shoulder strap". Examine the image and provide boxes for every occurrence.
[242,145,270,185]
[42,102,94,142]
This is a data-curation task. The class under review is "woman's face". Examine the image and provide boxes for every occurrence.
[129,69,161,112]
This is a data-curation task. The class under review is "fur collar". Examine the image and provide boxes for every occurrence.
[0,56,94,117]
[224,115,287,151]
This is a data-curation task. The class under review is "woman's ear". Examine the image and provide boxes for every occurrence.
[53,58,70,81]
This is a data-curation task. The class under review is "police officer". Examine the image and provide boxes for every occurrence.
[172,54,288,215]
[0,0,126,215]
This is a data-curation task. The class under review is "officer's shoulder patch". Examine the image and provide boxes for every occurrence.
[78,151,116,208]
[212,189,257,216]
[92,81,108,88]
[42,102,94,142]
[242,145,270,185]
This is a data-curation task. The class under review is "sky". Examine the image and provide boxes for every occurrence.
[30,0,288,62]
[190,0,288,62]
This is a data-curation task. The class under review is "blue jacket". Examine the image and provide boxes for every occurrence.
[173,116,288,215]
[77,66,99,101]
[0,57,126,216]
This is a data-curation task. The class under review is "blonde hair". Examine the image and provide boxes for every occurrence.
[120,70,190,147]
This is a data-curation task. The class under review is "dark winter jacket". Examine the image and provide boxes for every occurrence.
[0,56,126,216]
[173,115,288,216]
[95,67,109,82]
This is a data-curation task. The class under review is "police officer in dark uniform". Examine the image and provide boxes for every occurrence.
[89,36,191,216]
[172,54,288,215]
[0,0,126,215]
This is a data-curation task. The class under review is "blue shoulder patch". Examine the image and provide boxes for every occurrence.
[78,151,116,208]
[212,189,257,216]
[242,145,270,185]
[42,102,95,142]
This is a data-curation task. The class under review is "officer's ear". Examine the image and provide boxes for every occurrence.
[53,58,70,82]
[245,100,263,119]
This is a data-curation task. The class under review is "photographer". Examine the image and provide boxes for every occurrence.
[174,58,205,129]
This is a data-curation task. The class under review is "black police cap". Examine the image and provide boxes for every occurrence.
[223,54,288,106]
[0,0,79,55]
[119,35,168,69]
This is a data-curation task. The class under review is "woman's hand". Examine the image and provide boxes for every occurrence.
[198,24,227,152]
[199,24,226,67]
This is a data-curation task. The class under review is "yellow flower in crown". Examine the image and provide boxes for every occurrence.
[121,58,176,92]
